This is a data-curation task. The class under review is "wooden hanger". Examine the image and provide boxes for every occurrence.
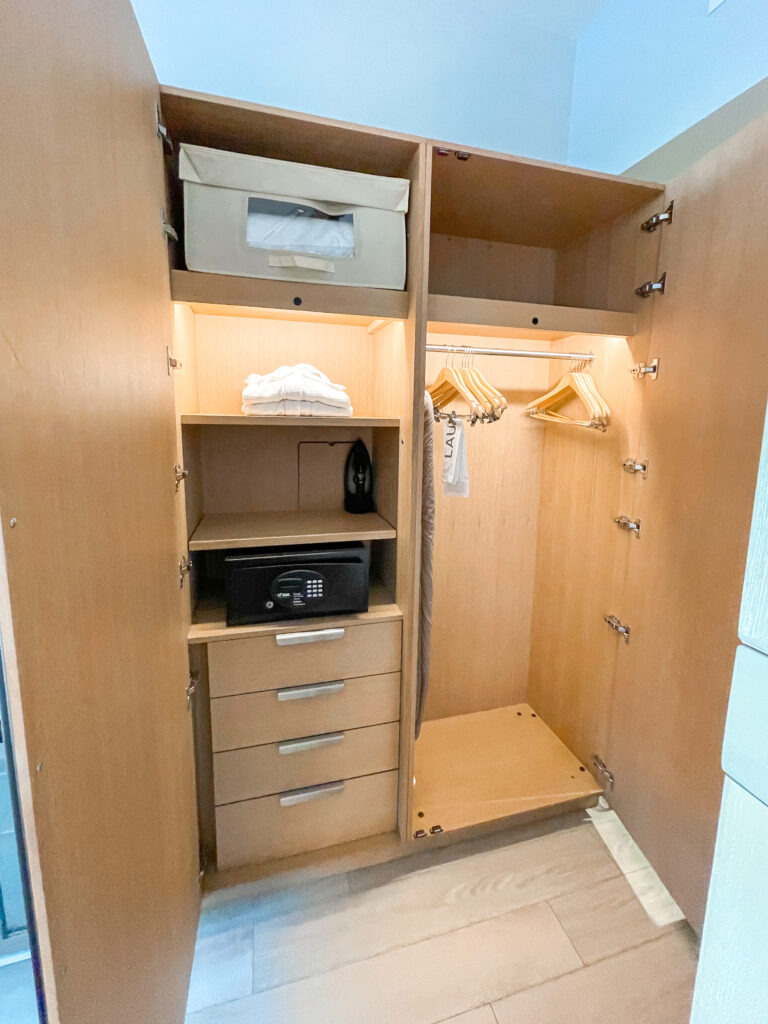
[427,363,484,419]
[526,369,610,430]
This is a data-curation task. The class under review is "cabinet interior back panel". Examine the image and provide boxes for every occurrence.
[424,334,551,720]
[189,312,404,419]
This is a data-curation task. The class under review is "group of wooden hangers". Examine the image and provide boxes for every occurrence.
[427,349,507,422]
[526,357,610,432]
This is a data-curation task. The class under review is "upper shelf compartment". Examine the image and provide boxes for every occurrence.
[428,144,665,314]
[430,147,663,250]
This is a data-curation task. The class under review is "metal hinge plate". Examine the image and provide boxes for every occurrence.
[178,556,192,589]
[174,464,189,492]
[591,755,615,790]
[641,201,674,233]
[166,346,183,375]
[635,272,667,299]
[630,358,659,381]
[603,613,631,644]
[155,104,173,153]
[614,515,641,537]
[162,211,179,242]
[621,457,649,478]
[186,673,198,711]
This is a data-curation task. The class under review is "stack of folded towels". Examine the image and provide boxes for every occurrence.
[241,364,353,417]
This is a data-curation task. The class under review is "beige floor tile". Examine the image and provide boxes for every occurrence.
[199,873,350,936]
[187,902,582,1024]
[492,931,698,1024]
[548,874,678,964]
[252,825,616,991]
[185,926,253,1014]
[348,815,591,893]
[438,1008,497,1024]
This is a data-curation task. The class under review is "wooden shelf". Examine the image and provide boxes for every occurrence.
[180,414,400,428]
[188,509,396,551]
[189,581,402,644]
[413,705,602,834]
[171,270,408,324]
[428,294,636,340]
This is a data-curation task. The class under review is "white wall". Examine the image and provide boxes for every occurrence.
[131,0,605,164]
[569,0,768,173]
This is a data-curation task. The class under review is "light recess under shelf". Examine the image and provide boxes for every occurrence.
[428,294,636,340]
[171,270,408,325]
[188,509,396,551]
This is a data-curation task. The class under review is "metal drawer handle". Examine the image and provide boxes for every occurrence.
[278,732,345,755]
[277,680,345,701]
[276,628,346,647]
[279,780,345,807]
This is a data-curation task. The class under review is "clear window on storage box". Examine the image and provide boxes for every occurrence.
[246,197,355,259]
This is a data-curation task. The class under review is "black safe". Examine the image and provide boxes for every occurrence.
[224,542,370,626]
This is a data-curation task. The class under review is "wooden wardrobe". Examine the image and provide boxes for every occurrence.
[2,2,768,1021]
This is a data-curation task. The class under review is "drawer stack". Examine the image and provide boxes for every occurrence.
[207,619,402,869]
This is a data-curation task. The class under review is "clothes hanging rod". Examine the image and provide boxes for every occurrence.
[426,343,594,362]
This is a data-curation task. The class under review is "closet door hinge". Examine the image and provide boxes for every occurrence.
[186,672,198,711]
[174,464,189,492]
[635,272,667,299]
[591,755,615,790]
[155,104,173,153]
[603,614,631,644]
[162,211,179,242]
[166,345,183,375]
[630,358,659,381]
[178,556,192,589]
[640,201,674,233]
[614,515,641,537]
[620,457,648,477]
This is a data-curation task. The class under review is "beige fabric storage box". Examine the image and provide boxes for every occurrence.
[179,144,409,290]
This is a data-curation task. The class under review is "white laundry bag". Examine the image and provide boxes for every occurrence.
[179,144,409,290]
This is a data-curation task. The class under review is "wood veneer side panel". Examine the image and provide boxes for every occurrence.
[528,195,665,769]
[0,2,200,1021]
[606,112,768,933]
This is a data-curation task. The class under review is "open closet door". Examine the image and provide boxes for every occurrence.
[0,2,199,1022]
[605,109,768,933]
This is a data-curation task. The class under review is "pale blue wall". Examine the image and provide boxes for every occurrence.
[131,0,580,163]
[569,0,768,173]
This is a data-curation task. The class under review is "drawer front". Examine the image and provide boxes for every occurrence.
[211,672,400,752]
[216,770,398,869]
[207,620,402,697]
[213,722,400,804]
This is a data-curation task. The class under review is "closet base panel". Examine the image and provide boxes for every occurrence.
[412,705,602,835]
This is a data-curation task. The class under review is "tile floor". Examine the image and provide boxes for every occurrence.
[185,814,699,1023]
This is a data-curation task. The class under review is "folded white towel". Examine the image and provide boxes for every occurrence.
[242,399,353,417]
[242,364,352,414]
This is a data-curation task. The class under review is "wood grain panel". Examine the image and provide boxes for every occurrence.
[210,673,401,752]
[215,770,398,869]
[424,335,551,720]
[413,705,601,835]
[207,621,402,697]
[213,721,400,803]
[429,235,556,304]
[606,113,768,933]
[526,333,639,766]
[527,192,665,771]
[429,143,663,248]
[0,2,199,1021]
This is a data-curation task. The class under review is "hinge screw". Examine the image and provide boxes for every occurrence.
[8,518,17,529]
